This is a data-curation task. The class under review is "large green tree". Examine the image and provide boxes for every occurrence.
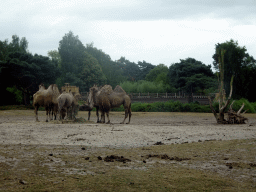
[57,32,107,91]
[0,36,60,105]
[212,39,256,100]
[145,64,168,84]
[79,52,107,91]
[85,43,126,87]
[167,58,216,93]
[58,31,85,74]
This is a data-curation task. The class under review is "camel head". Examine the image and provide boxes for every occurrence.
[39,84,46,90]
[87,85,98,108]
[74,92,82,101]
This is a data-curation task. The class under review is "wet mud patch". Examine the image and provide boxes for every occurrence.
[101,155,131,163]
[145,154,191,161]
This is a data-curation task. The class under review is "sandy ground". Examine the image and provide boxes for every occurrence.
[0,110,256,148]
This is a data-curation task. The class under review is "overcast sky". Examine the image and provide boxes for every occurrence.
[1,0,256,68]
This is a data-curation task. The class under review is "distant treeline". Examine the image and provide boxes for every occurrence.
[1,33,256,106]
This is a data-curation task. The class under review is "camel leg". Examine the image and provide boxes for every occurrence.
[88,110,91,121]
[46,109,49,122]
[121,108,128,124]
[100,111,105,123]
[127,107,132,124]
[106,111,111,124]
[96,107,100,123]
[35,105,39,122]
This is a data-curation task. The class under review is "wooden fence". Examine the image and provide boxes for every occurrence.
[81,92,210,105]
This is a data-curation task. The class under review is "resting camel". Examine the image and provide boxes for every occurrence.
[57,90,81,120]
[87,85,132,124]
[33,84,60,122]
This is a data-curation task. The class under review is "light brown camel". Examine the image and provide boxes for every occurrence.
[80,85,102,122]
[33,84,60,122]
[57,90,81,120]
[87,85,132,124]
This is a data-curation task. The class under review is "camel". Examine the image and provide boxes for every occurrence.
[80,85,101,122]
[33,84,60,122]
[57,90,81,121]
[87,85,132,124]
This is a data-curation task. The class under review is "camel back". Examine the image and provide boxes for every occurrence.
[50,84,60,103]
[100,85,113,94]
[114,85,126,93]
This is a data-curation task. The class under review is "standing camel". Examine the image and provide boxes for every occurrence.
[87,85,132,124]
[57,90,81,120]
[33,84,60,122]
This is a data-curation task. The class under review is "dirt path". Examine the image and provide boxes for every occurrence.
[0,110,256,148]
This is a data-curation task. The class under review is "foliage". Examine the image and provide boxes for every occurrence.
[47,50,61,68]
[120,80,173,93]
[0,36,60,105]
[230,98,255,113]
[137,60,155,80]
[85,43,126,87]
[167,58,216,93]
[6,86,23,104]
[212,39,256,101]
[58,31,85,74]
[145,64,169,84]
[58,32,106,91]
[112,98,256,113]
[79,52,107,91]
[116,57,155,82]
[111,100,214,113]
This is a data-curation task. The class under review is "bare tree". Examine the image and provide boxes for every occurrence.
[208,49,248,124]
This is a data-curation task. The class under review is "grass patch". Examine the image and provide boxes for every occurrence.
[1,139,256,191]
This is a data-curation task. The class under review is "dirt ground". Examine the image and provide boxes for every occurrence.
[1,110,256,191]
[0,110,256,147]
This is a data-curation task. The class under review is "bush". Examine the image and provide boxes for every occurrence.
[230,98,255,113]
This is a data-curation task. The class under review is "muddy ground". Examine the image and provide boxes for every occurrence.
[0,110,256,147]
[0,110,256,191]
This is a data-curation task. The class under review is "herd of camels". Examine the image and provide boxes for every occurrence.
[32,84,132,124]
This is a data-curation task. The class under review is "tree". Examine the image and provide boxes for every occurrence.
[137,60,155,80]
[167,58,216,93]
[212,39,256,100]
[48,50,61,68]
[0,51,60,105]
[0,35,60,105]
[58,32,107,90]
[85,43,126,87]
[209,49,247,124]
[58,31,86,74]
[79,52,107,91]
[145,64,168,83]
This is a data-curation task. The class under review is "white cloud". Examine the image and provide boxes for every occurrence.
[1,0,256,68]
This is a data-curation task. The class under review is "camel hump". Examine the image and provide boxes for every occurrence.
[114,85,126,93]
[100,85,113,94]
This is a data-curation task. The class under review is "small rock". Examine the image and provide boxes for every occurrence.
[97,156,102,160]
[19,180,27,185]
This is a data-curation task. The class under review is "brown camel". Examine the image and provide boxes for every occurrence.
[33,84,60,122]
[57,90,81,120]
[87,85,132,124]
[81,85,104,122]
